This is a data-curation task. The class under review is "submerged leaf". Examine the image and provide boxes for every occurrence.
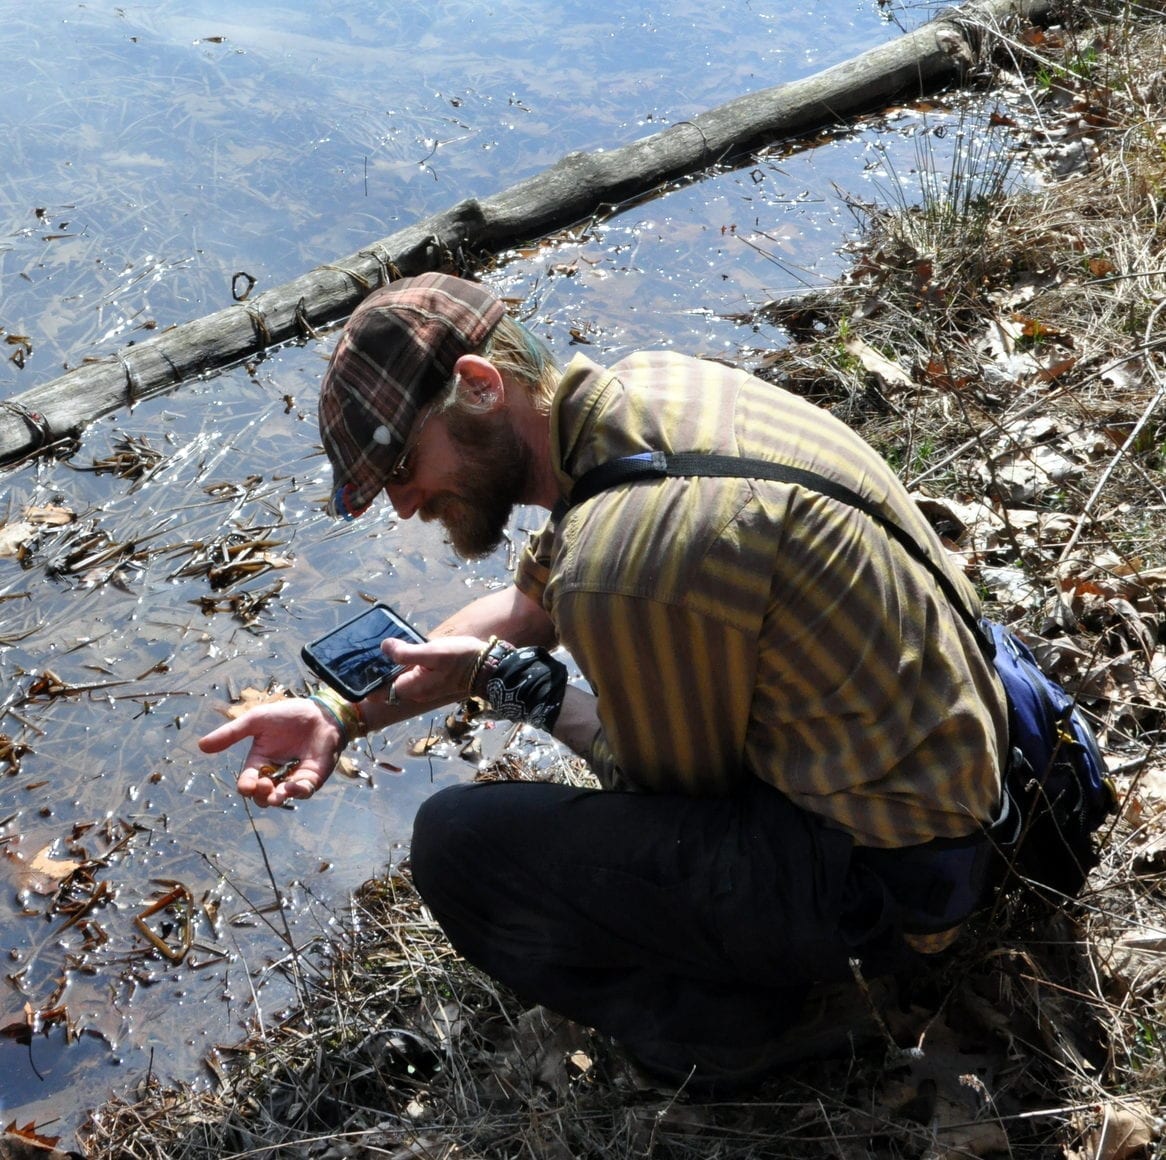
[17,846,84,895]
[220,686,293,720]
[0,522,33,559]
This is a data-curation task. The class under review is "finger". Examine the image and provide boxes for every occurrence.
[392,645,476,703]
[381,637,429,664]
[281,775,320,803]
[236,759,284,804]
[235,751,297,804]
[199,717,251,753]
[241,777,277,807]
[257,775,316,809]
[249,779,279,808]
[235,765,263,799]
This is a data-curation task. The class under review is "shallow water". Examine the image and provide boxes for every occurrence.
[0,0,993,1144]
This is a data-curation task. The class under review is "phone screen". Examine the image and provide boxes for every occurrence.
[301,604,426,701]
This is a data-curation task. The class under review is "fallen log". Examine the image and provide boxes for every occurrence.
[0,0,1057,467]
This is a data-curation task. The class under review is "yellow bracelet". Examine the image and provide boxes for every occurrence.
[347,696,367,735]
[311,686,366,743]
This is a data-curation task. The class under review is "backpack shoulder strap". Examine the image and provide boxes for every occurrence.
[554,450,994,658]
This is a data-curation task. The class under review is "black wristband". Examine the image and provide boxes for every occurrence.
[479,645,568,732]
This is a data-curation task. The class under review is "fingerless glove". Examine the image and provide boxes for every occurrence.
[470,639,567,732]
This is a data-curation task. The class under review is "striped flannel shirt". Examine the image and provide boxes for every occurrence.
[516,351,1008,849]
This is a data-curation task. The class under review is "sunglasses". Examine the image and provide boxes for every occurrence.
[387,400,437,486]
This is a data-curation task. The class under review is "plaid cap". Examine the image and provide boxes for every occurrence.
[319,272,505,518]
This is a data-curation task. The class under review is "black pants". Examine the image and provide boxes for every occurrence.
[409,777,965,1079]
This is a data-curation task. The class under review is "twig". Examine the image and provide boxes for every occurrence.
[240,796,310,1009]
[1057,299,1166,568]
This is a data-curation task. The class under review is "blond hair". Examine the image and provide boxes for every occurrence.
[431,312,560,420]
[480,313,559,412]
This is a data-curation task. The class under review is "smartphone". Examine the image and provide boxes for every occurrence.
[301,603,427,702]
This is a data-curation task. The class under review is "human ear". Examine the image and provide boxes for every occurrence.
[453,354,505,410]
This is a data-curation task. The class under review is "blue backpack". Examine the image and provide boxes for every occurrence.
[557,451,1118,899]
[983,622,1116,896]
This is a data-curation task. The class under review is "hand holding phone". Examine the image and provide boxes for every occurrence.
[301,603,427,702]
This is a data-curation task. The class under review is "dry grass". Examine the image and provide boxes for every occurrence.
[75,825,1165,1160]
[78,6,1166,1159]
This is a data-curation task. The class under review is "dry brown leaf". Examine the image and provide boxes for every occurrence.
[913,494,1004,547]
[843,335,913,391]
[1036,355,1078,382]
[985,444,1082,504]
[1,1119,72,1159]
[1088,1101,1156,1160]
[334,754,363,780]
[409,734,443,757]
[1090,660,1161,726]
[1096,922,1166,988]
[1000,414,1062,445]
[1133,764,1166,805]
[0,735,31,772]
[1121,564,1166,584]
[1013,313,1072,344]
[981,564,1043,609]
[1105,598,1157,660]
[869,1017,1010,1155]
[1064,426,1112,461]
[1115,926,1166,952]
[992,270,1058,311]
[980,316,1045,379]
[920,355,973,394]
[514,1007,590,1098]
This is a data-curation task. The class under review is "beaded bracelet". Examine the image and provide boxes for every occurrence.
[476,645,567,732]
[471,637,515,701]
[467,635,500,697]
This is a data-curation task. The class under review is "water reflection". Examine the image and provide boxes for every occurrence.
[0,0,908,386]
[1,0,985,1144]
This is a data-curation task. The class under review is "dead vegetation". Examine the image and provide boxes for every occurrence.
[747,3,1166,756]
[71,812,1164,1160]
[65,6,1166,1159]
